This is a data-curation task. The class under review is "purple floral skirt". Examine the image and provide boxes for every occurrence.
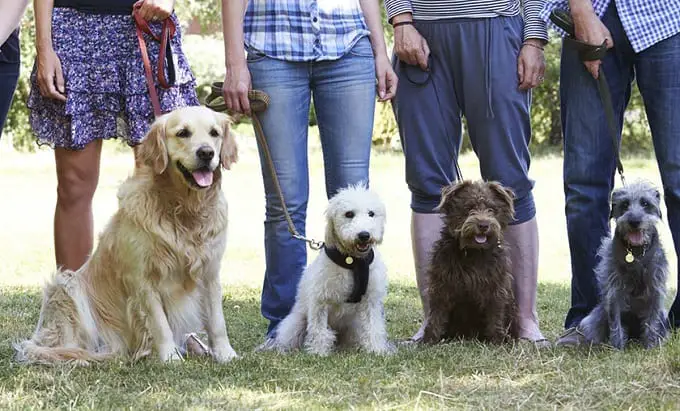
[28,8,199,150]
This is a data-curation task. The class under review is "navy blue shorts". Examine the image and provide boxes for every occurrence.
[391,16,536,224]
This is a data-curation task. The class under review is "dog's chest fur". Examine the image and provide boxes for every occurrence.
[434,235,513,295]
[599,237,668,309]
[115,181,229,293]
[303,252,386,320]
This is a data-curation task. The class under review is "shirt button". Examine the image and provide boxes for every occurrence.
[312,17,318,23]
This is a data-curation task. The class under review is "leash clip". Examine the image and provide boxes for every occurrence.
[292,233,325,250]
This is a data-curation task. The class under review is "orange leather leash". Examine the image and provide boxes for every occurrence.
[133,3,177,117]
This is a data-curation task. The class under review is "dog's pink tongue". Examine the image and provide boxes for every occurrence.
[192,170,213,187]
[627,230,644,246]
[475,235,488,244]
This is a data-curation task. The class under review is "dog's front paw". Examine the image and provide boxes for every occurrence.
[609,334,625,350]
[159,346,183,363]
[212,343,239,363]
[304,341,333,356]
[370,341,397,355]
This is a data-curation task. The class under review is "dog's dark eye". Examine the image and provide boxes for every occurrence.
[176,128,191,138]
[368,211,375,217]
[345,211,355,218]
[640,199,650,208]
[209,128,220,138]
[620,200,630,211]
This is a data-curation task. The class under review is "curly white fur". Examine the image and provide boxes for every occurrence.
[266,184,393,356]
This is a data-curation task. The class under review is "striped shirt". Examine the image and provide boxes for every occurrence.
[540,0,680,53]
[244,0,370,62]
[384,0,549,42]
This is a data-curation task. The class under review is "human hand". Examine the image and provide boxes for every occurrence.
[133,0,175,21]
[572,9,613,79]
[517,40,546,90]
[375,54,398,101]
[36,47,66,102]
[393,22,430,71]
[222,57,252,115]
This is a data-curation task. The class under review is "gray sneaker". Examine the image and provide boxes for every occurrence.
[555,326,587,347]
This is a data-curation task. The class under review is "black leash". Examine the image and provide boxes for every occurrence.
[550,9,626,186]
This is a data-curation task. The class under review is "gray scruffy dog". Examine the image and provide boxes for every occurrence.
[578,180,669,349]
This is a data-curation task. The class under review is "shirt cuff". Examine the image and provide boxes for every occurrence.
[523,1,550,42]
[384,0,413,23]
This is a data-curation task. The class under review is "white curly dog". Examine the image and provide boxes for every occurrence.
[264,184,393,356]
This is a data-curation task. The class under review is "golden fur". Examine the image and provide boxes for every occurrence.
[14,106,239,365]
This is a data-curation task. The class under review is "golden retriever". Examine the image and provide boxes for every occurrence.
[14,106,239,365]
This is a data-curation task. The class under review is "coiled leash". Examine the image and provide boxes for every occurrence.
[205,82,324,251]
[550,10,626,186]
[133,2,176,118]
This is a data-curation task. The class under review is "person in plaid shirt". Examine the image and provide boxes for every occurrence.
[220,0,397,343]
[540,0,680,346]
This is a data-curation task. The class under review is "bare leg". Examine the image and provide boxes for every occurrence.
[54,140,103,271]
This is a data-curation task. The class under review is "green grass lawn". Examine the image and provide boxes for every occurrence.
[1,135,680,409]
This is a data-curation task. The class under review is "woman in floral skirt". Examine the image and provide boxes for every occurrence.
[29,0,199,271]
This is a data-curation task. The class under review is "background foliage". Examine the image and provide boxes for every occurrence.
[3,2,653,155]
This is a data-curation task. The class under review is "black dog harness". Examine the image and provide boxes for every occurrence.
[324,246,374,303]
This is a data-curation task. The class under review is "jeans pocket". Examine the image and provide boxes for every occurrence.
[246,46,267,63]
[348,36,374,58]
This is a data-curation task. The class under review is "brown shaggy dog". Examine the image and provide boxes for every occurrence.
[14,106,239,365]
[421,180,519,344]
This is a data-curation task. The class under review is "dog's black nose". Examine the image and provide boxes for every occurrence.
[478,222,490,232]
[196,146,215,162]
[629,220,641,229]
[358,231,371,242]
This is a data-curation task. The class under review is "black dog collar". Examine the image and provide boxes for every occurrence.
[324,246,374,303]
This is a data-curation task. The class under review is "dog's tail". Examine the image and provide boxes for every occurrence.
[13,340,114,366]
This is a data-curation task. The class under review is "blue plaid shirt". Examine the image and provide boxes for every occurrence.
[540,0,680,53]
[244,0,370,62]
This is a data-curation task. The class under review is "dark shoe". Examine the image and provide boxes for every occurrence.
[555,326,587,347]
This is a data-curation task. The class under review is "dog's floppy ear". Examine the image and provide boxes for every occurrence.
[609,188,625,219]
[137,114,168,174]
[487,181,516,219]
[435,180,471,213]
[215,112,238,170]
[653,189,663,219]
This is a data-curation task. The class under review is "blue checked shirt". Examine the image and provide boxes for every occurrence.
[540,0,680,53]
[244,0,371,62]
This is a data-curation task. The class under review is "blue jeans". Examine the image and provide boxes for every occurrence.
[247,37,377,335]
[0,28,20,139]
[561,3,680,328]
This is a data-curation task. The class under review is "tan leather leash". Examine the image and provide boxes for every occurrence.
[206,82,324,250]
[133,2,177,117]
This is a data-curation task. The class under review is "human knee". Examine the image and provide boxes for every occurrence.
[56,168,98,209]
